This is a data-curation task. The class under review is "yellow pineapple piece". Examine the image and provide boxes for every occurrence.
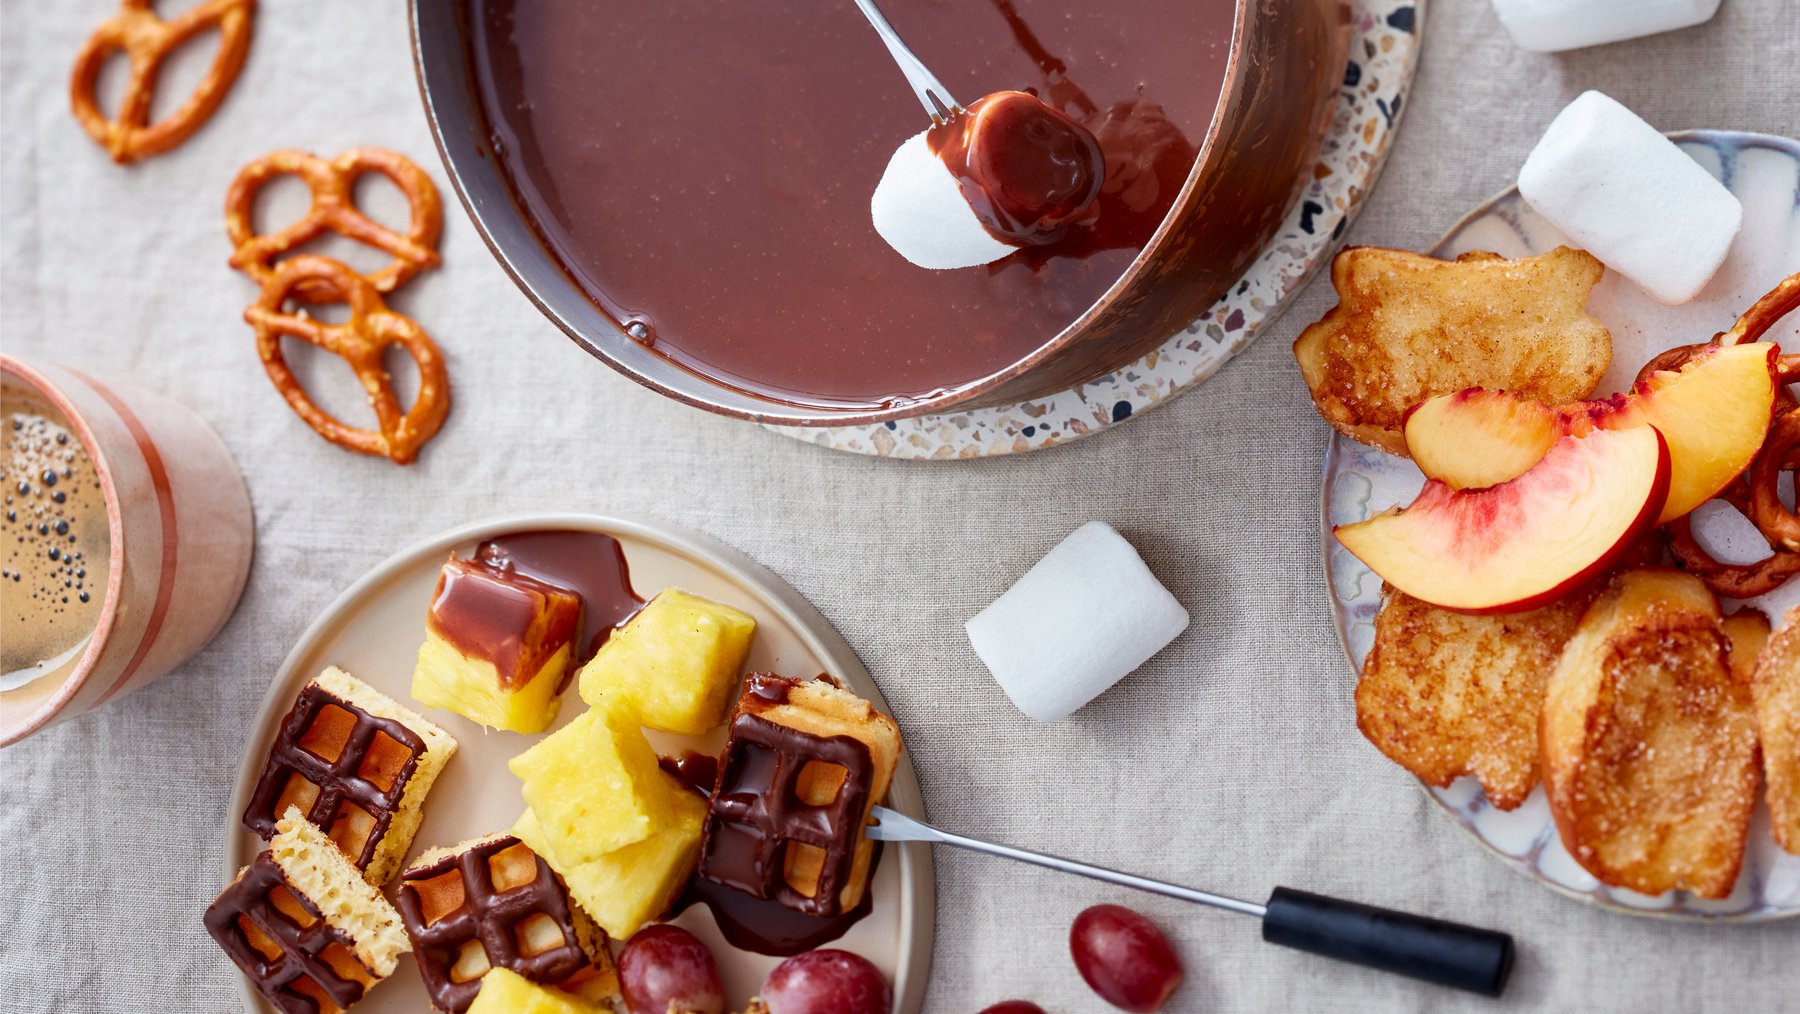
[412,555,581,734]
[508,706,672,862]
[468,968,607,1014]
[514,773,707,940]
[577,589,757,734]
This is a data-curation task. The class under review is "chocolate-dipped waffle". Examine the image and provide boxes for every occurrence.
[205,808,409,1013]
[244,666,457,885]
[698,674,902,919]
[396,833,617,1012]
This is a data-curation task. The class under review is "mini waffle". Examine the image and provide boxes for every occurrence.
[245,666,456,885]
[205,808,409,1013]
[699,674,901,918]
[396,833,615,1012]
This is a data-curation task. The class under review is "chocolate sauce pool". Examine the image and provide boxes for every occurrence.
[471,0,1234,409]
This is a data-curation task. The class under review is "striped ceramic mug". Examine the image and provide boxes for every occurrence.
[0,355,254,745]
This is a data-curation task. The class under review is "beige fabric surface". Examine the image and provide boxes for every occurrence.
[3,1,1799,1011]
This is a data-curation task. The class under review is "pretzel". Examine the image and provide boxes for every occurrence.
[244,255,450,465]
[70,0,255,164]
[1668,473,1800,599]
[227,149,443,300]
[1716,270,1800,347]
[1748,408,1800,552]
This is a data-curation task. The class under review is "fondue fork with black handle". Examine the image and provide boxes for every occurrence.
[867,805,1515,998]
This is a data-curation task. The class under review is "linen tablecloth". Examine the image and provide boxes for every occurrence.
[4,2,1799,1010]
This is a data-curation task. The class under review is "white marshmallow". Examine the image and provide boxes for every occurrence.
[1518,91,1742,305]
[870,131,1016,270]
[1490,0,1720,53]
[965,522,1189,722]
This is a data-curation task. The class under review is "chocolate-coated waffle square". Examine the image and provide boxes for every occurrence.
[204,852,380,1014]
[243,668,456,887]
[698,710,875,918]
[396,834,598,1012]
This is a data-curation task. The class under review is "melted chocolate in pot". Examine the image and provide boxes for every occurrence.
[470,0,1233,408]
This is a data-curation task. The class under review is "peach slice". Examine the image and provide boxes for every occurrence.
[1335,427,1670,614]
[1404,342,1777,523]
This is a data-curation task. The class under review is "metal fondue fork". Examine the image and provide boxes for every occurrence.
[850,0,962,122]
[867,805,1515,998]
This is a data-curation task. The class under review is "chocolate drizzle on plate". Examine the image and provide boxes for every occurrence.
[475,530,643,665]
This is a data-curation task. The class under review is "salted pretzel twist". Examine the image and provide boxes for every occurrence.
[1748,409,1800,553]
[1716,270,1800,348]
[244,255,450,465]
[70,0,255,164]
[226,149,443,300]
[1667,470,1800,599]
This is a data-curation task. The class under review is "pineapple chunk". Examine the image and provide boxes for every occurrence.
[508,706,672,862]
[577,589,757,735]
[411,555,580,734]
[413,635,572,734]
[514,773,707,940]
[468,967,607,1014]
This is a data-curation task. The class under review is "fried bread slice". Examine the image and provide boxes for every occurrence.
[1754,606,1800,853]
[1294,246,1612,454]
[1541,570,1757,899]
[1357,585,1599,809]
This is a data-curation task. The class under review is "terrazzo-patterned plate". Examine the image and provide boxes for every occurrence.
[1323,131,1800,921]
[766,0,1424,459]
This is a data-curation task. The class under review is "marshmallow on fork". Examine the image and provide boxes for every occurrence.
[966,522,1189,722]
[872,131,1019,270]
[1518,91,1742,306]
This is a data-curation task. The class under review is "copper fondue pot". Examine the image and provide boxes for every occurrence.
[410,1,1350,426]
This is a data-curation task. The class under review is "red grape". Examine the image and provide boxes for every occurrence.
[978,1003,1048,1014]
[1069,904,1184,1012]
[761,949,891,1014]
[617,924,725,1014]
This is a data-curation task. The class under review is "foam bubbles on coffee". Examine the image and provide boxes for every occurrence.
[2,385,109,690]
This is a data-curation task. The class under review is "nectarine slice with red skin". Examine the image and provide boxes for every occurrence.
[1402,342,1777,523]
[1336,426,1671,614]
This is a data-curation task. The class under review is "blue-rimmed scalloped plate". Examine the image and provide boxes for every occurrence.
[1323,130,1800,921]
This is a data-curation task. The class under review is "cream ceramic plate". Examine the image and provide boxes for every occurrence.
[223,513,934,1010]
[1324,131,1800,921]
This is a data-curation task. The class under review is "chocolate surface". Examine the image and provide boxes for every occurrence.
[475,531,641,666]
[469,0,1232,408]
[203,852,370,1014]
[427,555,581,689]
[243,682,425,869]
[396,835,589,1013]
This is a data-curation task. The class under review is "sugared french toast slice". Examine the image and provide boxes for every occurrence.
[1293,246,1611,454]
[1356,585,1598,810]
[1754,606,1800,853]
[1541,570,1757,899]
